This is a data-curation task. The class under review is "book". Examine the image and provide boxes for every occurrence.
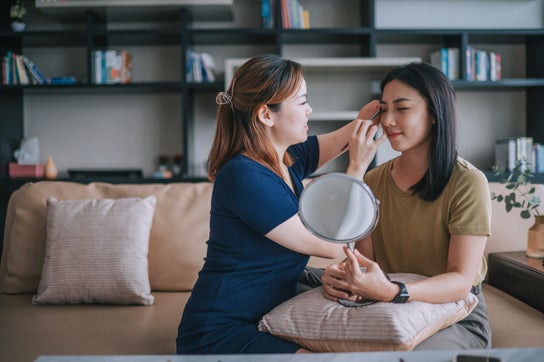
[93,49,132,84]
[281,0,290,28]
[93,50,103,84]
[447,48,460,80]
[475,50,488,81]
[49,76,77,85]
[120,50,132,84]
[261,0,274,29]
[430,48,449,78]
[489,51,502,81]
[186,50,216,84]
[15,55,30,85]
[21,55,48,85]
[495,138,516,171]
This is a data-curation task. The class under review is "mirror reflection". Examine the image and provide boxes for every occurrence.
[299,173,380,249]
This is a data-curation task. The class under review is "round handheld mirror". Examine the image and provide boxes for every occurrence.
[299,172,380,251]
[299,173,381,308]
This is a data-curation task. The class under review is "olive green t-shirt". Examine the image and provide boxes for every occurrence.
[364,157,491,286]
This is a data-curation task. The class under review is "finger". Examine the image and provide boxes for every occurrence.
[323,283,350,300]
[353,248,375,268]
[357,100,380,120]
[343,246,361,272]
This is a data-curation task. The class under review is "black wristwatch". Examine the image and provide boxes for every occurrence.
[391,281,410,303]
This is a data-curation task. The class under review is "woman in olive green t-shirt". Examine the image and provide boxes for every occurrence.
[321,62,492,350]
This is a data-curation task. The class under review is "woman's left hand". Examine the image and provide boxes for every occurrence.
[342,246,398,302]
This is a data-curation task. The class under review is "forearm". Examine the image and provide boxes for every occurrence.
[404,272,474,304]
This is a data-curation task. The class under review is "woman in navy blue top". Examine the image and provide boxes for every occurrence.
[176,54,386,354]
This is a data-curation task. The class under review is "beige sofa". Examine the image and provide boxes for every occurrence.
[0,180,543,362]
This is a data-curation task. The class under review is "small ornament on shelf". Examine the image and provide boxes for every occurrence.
[44,157,58,180]
[10,0,27,32]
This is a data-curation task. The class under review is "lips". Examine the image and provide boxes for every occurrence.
[387,131,401,140]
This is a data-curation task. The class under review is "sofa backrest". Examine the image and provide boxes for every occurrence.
[0,181,213,294]
[2,180,540,294]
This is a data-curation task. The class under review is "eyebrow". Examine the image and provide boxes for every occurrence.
[380,98,412,104]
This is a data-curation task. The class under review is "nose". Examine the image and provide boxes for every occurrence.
[306,103,313,116]
[379,110,395,129]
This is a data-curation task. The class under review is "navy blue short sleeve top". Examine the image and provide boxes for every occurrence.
[176,136,320,354]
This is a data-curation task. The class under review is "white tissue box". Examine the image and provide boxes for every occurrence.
[9,163,44,178]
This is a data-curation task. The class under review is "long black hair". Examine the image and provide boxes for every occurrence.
[381,62,458,201]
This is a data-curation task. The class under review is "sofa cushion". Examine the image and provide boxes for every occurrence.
[0,181,213,294]
[32,196,156,305]
[258,273,478,352]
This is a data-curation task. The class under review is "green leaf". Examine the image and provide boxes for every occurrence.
[520,210,531,219]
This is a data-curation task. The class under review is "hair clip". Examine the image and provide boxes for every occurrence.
[216,91,233,110]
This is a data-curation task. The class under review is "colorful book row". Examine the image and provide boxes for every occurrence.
[186,50,216,83]
[2,52,49,85]
[430,46,502,82]
[93,50,133,85]
[261,0,310,29]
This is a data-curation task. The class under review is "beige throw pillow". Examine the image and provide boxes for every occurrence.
[258,273,478,352]
[32,196,156,305]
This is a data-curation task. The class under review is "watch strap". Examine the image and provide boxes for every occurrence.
[391,281,410,303]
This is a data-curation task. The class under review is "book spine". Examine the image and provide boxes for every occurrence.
[262,0,272,29]
[12,53,19,84]
[16,54,31,85]
[465,45,473,81]
[447,48,459,80]
[94,50,102,84]
[281,0,290,29]
[120,50,132,84]
[475,50,488,81]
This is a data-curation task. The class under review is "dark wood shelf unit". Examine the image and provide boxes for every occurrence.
[1,0,543,181]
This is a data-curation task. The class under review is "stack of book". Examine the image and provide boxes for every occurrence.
[465,45,501,82]
[186,50,216,83]
[261,0,309,29]
[2,52,48,85]
[430,48,460,80]
[430,46,502,82]
[93,50,132,85]
[495,137,542,172]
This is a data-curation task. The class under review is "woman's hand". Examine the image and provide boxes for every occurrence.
[346,119,387,179]
[321,262,356,302]
[346,104,387,179]
[341,246,398,302]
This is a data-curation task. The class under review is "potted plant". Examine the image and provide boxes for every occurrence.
[10,0,27,32]
[491,159,544,258]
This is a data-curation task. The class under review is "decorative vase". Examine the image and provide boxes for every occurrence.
[44,157,58,180]
[527,215,544,258]
[11,21,26,32]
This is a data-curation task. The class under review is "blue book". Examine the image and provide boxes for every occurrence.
[49,76,77,85]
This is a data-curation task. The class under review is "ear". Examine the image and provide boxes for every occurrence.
[257,104,274,128]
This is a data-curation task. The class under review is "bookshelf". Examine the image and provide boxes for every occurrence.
[0,0,543,179]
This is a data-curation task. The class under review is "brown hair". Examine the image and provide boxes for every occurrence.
[207,54,304,181]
